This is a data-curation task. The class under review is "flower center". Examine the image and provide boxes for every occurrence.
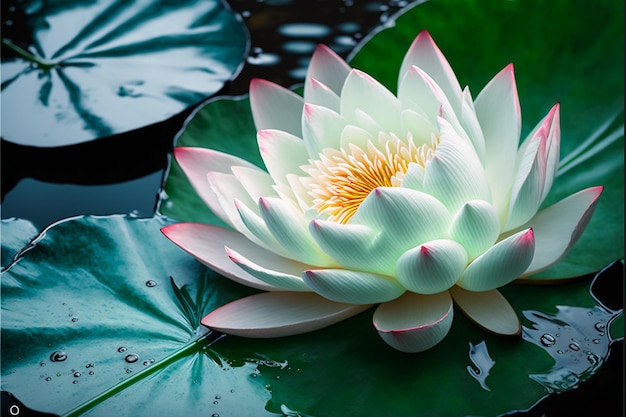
[304,134,437,224]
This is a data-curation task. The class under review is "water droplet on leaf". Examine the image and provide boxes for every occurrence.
[125,354,139,363]
[50,351,67,362]
[540,334,556,347]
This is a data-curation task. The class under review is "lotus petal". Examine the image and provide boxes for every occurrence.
[422,118,491,212]
[303,269,405,304]
[399,30,463,114]
[449,200,501,260]
[457,228,535,291]
[161,223,278,291]
[305,44,351,97]
[304,77,341,111]
[302,103,347,157]
[474,64,521,219]
[340,69,402,133]
[257,129,309,185]
[450,286,520,336]
[396,239,468,294]
[373,291,454,353]
[521,186,603,276]
[174,147,258,227]
[201,292,372,337]
[250,78,304,135]
[259,197,336,267]
[225,246,311,291]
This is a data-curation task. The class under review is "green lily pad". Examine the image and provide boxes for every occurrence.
[1,214,621,416]
[1,0,248,147]
[160,0,624,280]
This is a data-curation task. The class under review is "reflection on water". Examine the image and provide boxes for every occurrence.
[466,341,495,392]
[522,305,614,393]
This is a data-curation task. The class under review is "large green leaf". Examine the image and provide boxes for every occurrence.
[161,0,624,279]
[1,0,248,147]
[1,215,622,416]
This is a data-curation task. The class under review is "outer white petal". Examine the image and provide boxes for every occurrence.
[257,129,309,185]
[373,291,454,353]
[458,228,535,291]
[450,286,520,336]
[340,69,402,133]
[259,197,336,267]
[225,246,311,291]
[474,64,521,220]
[521,186,603,276]
[206,171,259,234]
[303,269,405,304]
[399,30,463,115]
[302,103,347,158]
[202,292,371,338]
[250,78,304,136]
[396,239,468,294]
[422,118,491,212]
[174,147,258,227]
[304,44,352,97]
[449,200,501,260]
[161,223,279,291]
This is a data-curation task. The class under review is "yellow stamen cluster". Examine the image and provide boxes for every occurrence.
[304,135,438,224]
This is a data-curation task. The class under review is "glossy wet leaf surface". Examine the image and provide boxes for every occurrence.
[1,0,247,147]
[1,215,622,416]
[161,0,623,280]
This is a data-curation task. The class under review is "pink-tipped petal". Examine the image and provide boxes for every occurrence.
[304,77,341,111]
[225,246,312,291]
[161,223,279,291]
[373,291,454,353]
[201,292,371,338]
[399,30,463,115]
[174,147,257,227]
[302,269,405,304]
[521,186,603,277]
[474,64,522,219]
[305,44,352,96]
[396,239,468,294]
[449,200,501,260]
[450,286,520,336]
[457,228,535,291]
[249,78,304,135]
[505,104,561,231]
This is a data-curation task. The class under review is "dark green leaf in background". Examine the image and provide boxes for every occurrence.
[1,0,248,147]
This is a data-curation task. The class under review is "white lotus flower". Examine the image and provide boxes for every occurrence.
[162,31,602,352]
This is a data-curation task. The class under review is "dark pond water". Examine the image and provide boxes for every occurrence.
[0,1,623,416]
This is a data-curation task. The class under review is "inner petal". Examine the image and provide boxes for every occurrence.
[303,134,438,224]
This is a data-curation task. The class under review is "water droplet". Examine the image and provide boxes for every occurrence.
[40,362,46,367]
[276,375,281,379]
[50,351,67,362]
[250,373,258,378]
[556,350,563,354]
[213,401,218,405]
[145,280,157,287]
[86,363,94,368]
[569,343,580,351]
[125,368,133,374]
[212,414,219,417]
[117,347,127,353]
[540,333,556,347]
[71,317,79,322]
[125,354,139,363]
[595,322,606,331]
[215,395,221,400]
[73,372,81,378]
[142,361,151,366]
[230,389,235,393]
[592,339,600,344]
[72,380,79,384]
[88,371,94,375]
[45,377,52,381]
